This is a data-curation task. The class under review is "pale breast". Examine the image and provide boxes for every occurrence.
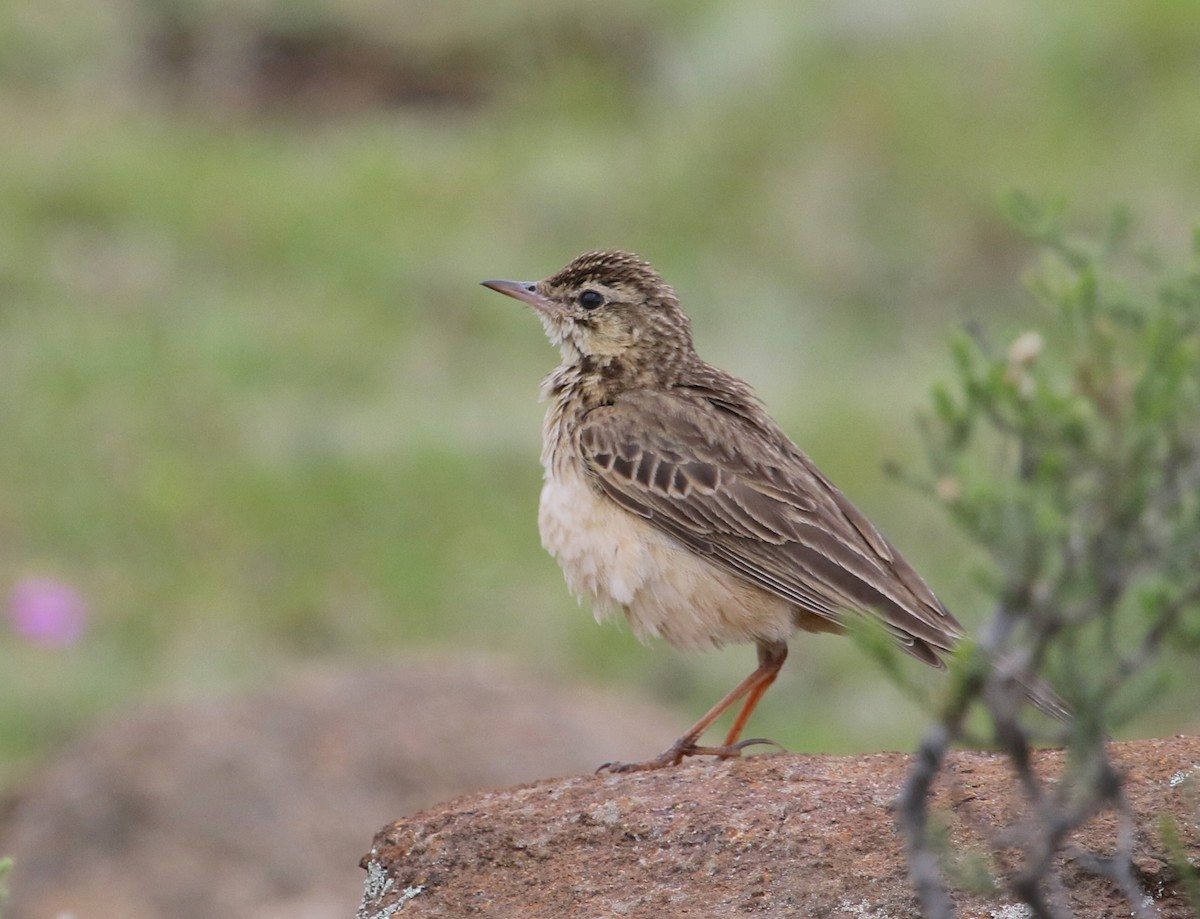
[538,460,797,652]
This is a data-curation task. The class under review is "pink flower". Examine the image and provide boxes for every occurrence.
[7,577,88,647]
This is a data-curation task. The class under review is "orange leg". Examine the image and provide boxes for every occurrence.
[722,643,786,746]
[601,642,788,773]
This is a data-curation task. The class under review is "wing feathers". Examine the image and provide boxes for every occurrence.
[578,388,963,662]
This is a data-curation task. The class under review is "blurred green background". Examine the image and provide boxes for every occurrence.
[3,0,1200,788]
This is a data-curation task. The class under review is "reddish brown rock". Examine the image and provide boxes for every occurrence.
[361,735,1200,918]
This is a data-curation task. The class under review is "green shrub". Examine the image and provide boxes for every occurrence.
[900,197,1200,917]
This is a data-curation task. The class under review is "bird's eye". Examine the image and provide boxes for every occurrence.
[578,289,605,310]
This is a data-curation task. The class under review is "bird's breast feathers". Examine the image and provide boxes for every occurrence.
[538,456,796,651]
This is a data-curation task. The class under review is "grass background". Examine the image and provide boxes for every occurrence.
[2,0,1200,788]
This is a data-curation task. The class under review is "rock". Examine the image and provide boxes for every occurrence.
[360,735,1200,918]
[0,654,684,919]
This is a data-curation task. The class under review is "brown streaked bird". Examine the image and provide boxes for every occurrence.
[483,250,1063,772]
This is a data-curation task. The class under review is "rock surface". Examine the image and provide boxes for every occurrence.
[0,654,684,919]
[361,735,1200,919]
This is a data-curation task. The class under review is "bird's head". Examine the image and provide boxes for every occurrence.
[483,251,695,371]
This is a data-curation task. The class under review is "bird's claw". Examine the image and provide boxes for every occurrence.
[596,735,785,774]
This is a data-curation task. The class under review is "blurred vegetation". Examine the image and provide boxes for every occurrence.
[2,0,1200,787]
[896,202,1200,916]
[0,857,9,918]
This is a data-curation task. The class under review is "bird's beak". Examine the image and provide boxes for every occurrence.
[480,279,563,316]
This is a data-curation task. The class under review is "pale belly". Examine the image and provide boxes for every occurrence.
[538,465,796,651]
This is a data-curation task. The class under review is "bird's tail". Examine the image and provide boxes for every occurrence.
[990,650,1071,722]
[1017,674,1072,722]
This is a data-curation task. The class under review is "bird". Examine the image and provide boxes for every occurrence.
[482,250,1064,772]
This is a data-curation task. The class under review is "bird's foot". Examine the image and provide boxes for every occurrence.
[596,736,783,774]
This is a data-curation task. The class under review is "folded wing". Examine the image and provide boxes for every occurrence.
[578,388,964,666]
